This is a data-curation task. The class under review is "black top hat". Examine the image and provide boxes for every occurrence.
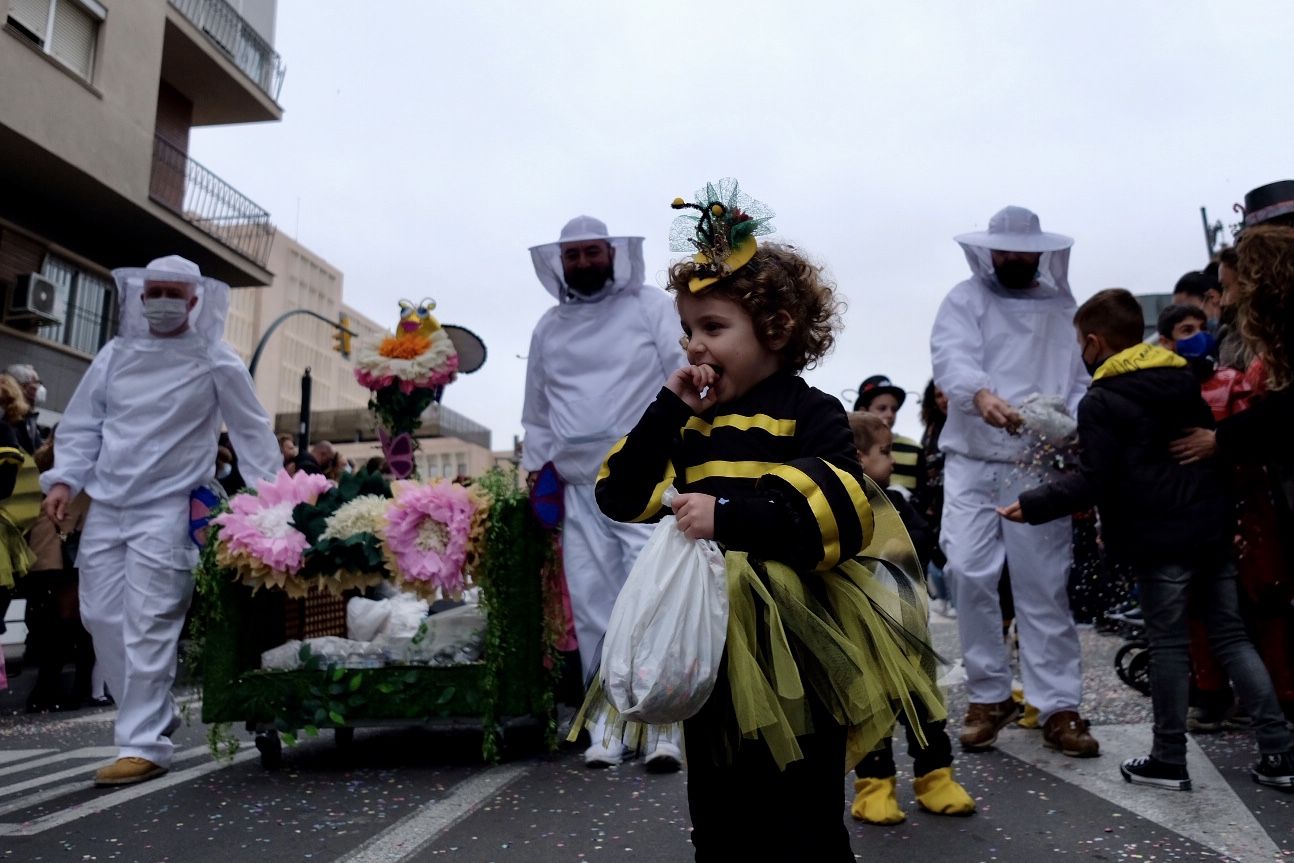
[1242,180,1294,228]
[853,375,906,411]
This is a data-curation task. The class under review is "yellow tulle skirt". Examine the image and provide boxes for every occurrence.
[573,482,945,771]
[0,516,35,590]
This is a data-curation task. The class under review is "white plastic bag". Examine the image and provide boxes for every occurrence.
[600,488,729,724]
[1018,393,1078,443]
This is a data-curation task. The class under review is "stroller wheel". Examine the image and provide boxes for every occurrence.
[1115,640,1152,696]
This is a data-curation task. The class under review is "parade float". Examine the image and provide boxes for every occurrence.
[198,301,560,768]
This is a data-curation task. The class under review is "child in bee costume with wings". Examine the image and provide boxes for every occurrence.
[582,181,945,861]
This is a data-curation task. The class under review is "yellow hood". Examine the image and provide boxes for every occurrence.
[1092,343,1186,381]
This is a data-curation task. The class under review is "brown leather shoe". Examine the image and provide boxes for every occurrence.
[959,697,1022,751]
[1042,710,1100,758]
[94,757,168,787]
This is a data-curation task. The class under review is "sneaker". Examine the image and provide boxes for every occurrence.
[959,697,1022,751]
[583,742,624,768]
[643,741,682,774]
[1120,755,1191,790]
[94,757,167,787]
[1250,751,1294,788]
[929,598,950,617]
[1042,710,1100,758]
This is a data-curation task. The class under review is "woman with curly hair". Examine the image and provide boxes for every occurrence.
[590,185,943,860]
[1172,223,1294,729]
[1173,224,1294,463]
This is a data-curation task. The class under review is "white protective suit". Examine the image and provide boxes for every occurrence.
[523,217,686,679]
[42,256,280,768]
[930,207,1090,721]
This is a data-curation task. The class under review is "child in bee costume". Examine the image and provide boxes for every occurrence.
[581,181,945,860]
[523,216,688,769]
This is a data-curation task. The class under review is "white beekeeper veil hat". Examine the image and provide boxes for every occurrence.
[111,255,229,343]
[955,206,1073,253]
[956,206,1074,299]
[529,215,646,303]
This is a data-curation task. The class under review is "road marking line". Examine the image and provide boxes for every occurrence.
[0,750,55,766]
[0,745,209,807]
[0,746,259,836]
[0,747,116,778]
[996,723,1281,862]
[334,763,534,863]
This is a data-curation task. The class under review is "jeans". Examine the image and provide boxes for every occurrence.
[1138,557,1292,765]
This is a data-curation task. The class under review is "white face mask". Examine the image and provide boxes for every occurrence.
[217,463,233,479]
[32,384,46,407]
[142,297,191,333]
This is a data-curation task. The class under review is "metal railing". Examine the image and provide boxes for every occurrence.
[168,0,286,103]
[150,134,275,267]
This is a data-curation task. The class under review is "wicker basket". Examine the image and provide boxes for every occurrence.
[282,588,348,641]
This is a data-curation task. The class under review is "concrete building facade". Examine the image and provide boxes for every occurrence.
[0,0,284,420]
[223,232,386,419]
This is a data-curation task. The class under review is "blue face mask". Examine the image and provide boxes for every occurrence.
[1175,330,1218,360]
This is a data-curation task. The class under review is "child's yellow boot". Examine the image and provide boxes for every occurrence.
[913,767,976,815]
[851,776,906,824]
[1012,683,1041,729]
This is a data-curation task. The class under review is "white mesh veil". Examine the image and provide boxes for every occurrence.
[111,255,230,343]
[528,216,646,303]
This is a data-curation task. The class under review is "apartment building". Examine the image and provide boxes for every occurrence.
[223,232,386,418]
[0,0,284,420]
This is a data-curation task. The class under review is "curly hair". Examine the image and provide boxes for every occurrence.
[1236,224,1294,391]
[666,243,843,372]
[0,374,29,424]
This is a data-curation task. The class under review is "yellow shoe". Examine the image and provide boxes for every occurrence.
[914,767,976,816]
[1018,702,1041,729]
[94,757,167,787]
[851,776,906,824]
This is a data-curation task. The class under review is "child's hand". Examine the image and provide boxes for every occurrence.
[997,501,1025,523]
[671,493,716,540]
[666,365,719,414]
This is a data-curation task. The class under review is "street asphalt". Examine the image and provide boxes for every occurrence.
[1,617,1290,862]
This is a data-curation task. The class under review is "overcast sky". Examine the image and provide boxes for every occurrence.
[193,0,1294,444]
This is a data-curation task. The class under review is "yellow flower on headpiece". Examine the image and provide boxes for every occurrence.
[667,179,776,293]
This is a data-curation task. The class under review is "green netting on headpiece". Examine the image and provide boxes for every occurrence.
[669,179,776,267]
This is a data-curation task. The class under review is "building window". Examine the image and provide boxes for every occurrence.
[36,253,115,355]
[6,0,105,81]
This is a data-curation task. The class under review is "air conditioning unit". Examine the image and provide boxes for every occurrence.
[7,273,62,325]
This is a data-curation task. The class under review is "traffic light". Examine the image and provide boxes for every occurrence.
[334,313,352,358]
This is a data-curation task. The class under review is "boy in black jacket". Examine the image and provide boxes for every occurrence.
[999,288,1294,791]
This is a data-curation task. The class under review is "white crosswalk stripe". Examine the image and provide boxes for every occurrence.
[0,746,258,837]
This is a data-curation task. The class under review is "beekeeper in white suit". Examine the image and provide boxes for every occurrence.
[930,207,1100,759]
[523,216,686,770]
[42,255,280,787]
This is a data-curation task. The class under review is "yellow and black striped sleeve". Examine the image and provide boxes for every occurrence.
[0,425,24,500]
[595,388,691,524]
[714,391,873,571]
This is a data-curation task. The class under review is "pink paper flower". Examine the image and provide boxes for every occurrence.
[215,469,334,575]
[381,479,481,598]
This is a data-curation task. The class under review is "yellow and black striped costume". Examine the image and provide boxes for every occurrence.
[889,433,926,497]
[591,371,944,769]
[0,425,40,588]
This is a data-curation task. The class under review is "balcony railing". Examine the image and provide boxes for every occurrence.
[169,0,286,103]
[150,134,275,267]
